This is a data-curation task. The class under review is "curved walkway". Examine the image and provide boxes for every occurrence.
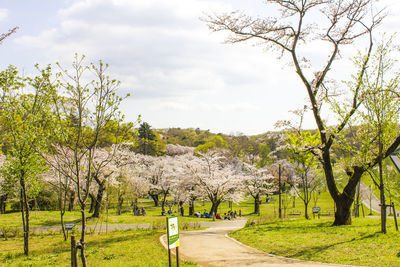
[160,219,350,267]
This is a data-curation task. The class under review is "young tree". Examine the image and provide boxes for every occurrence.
[284,111,322,219]
[203,0,400,225]
[0,66,50,255]
[37,55,127,266]
[358,39,400,233]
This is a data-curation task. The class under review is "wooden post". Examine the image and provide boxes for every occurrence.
[71,235,78,267]
[361,203,365,218]
[392,202,398,231]
[176,247,180,267]
[168,246,172,267]
[278,164,282,219]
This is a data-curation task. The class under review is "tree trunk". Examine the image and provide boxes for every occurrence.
[88,193,95,214]
[117,195,124,215]
[58,190,67,241]
[278,164,282,219]
[179,201,184,216]
[379,155,387,233]
[188,197,195,216]
[333,195,353,225]
[0,194,7,214]
[20,177,29,256]
[324,148,363,226]
[161,192,168,216]
[61,211,67,241]
[209,199,221,215]
[80,204,87,267]
[92,184,105,218]
[150,193,159,207]
[304,202,309,219]
[68,191,75,212]
[254,194,260,215]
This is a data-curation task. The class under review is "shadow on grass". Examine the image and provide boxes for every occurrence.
[287,232,381,259]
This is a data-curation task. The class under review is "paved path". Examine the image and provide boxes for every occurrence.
[30,223,153,233]
[160,219,350,267]
[359,181,392,215]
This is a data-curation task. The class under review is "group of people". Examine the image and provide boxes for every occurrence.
[194,211,212,218]
[133,206,146,216]
[194,209,242,220]
[218,210,240,220]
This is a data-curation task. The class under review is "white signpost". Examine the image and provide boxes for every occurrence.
[167,216,180,267]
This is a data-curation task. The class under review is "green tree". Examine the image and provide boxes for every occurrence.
[195,135,228,153]
[135,122,164,155]
[357,38,400,233]
[0,66,49,256]
[286,131,321,219]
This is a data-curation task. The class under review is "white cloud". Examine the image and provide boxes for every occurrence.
[7,0,399,134]
[0,8,8,22]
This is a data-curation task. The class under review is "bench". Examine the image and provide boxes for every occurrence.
[318,210,334,218]
[288,210,302,216]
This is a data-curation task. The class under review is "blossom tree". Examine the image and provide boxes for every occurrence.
[137,155,176,215]
[186,151,244,215]
[236,161,276,214]
[0,154,7,214]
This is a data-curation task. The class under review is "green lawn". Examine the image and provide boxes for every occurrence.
[0,229,197,267]
[230,217,400,267]
[0,192,360,228]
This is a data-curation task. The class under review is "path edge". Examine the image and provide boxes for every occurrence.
[159,233,206,267]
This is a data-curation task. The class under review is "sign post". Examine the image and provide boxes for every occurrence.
[312,207,321,219]
[166,216,180,267]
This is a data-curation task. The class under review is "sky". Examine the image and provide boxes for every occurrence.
[0,0,399,135]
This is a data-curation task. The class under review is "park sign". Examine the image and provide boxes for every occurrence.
[312,207,321,214]
[65,223,76,231]
[167,216,180,249]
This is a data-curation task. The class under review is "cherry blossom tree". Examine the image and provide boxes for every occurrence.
[165,144,194,156]
[236,161,276,214]
[186,151,243,215]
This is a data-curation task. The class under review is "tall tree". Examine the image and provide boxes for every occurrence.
[0,66,49,255]
[203,0,400,225]
[358,38,400,233]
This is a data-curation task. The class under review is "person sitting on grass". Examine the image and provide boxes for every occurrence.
[216,214,222,219]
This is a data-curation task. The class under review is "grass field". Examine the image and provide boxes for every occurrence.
[0,192,379,266]
[0,229,197,267]
[0,191,361,228]
[230,217,400,267]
